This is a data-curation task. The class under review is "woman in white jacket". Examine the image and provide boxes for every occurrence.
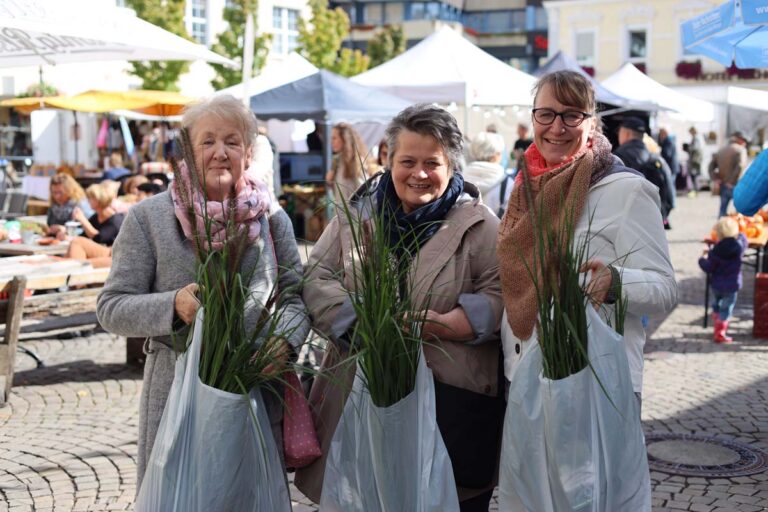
[465,131,512,216]
[497,70,677,404]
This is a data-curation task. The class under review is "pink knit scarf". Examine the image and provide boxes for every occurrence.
[170,160,272,251]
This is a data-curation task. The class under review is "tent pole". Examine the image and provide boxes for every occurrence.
[73,111,79,165]
[324,120,334,221]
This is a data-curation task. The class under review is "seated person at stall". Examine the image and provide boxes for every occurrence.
[66,183,124,268]
[102,152,131,182]
[47,173,94,239]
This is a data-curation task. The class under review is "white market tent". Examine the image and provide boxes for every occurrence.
[0,0,235,68]
[216,53,318,100]
[602,63,715,123]
[352,26,536,107]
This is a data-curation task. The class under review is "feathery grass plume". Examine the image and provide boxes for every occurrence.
[335,183,430,408]
[518,167,627,381]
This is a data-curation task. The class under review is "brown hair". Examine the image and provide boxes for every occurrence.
[50,173,86,202]
[533,70,596,114]
[333,123,368,180]
[123,174,148,195]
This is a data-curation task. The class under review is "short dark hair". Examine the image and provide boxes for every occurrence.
[137,182,164,195]
[385,103,464,172]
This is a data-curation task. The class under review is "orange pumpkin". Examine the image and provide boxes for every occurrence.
[747,226,758,239]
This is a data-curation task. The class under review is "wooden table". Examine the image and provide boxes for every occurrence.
[702,231,768,327]
[0,255,107,290]
[0,240,69,257]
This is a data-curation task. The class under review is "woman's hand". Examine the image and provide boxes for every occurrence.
[72,207,87,224]
[410,308,475,342]
[581,259,614,309]
[48,224,65,237]
[174,283,200,324]
[259,337,292,379]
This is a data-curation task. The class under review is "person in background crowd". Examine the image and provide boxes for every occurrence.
[710,131,749,218]
[465,131,511,217]
[248,126,278,204]
[122,175,149,197]
[297,103,504,511]
[46,173,94,239]
[326,123,369,203]
[658,126,679,177]
[511,122,533,173]
[699,216,748,344]
[376,138,389,171]
[136,182,164,201]
[734,148,768,215]
[102,152,131,182]
[306,124,323,151]
[486,123,509,169]
[614,117,675,229]
[684,126,705,196]
[66,183,125,268]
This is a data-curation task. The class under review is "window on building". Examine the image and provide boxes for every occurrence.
[365,3,383,24]
[273,6,300,55]
[410,2,442,21]
[385,3,404,23]
[575,31,595,67]
[628,29,647,60]
[188,0,207,45]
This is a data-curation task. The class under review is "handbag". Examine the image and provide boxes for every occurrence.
[712,180,721,196]
[283,370,322,469]
[434,347,506,489]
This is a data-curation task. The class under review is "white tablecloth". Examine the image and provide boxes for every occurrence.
[21,176,51,201]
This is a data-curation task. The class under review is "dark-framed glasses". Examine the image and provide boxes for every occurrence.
[532,108,592,127]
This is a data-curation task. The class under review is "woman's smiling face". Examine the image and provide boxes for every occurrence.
[192,114,252,201]
[532,83,596,167]
[390,130,451,214]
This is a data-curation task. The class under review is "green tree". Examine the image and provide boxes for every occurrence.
[210,0,271,90]
[126,0,190,91]
[367,25,405,68]
[297,0,369,77]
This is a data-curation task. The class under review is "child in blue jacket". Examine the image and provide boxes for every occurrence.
[699,216,748,343]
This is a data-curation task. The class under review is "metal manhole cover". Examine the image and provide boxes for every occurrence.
[646,432,768,477]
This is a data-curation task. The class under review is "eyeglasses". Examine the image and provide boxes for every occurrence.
[532,108,592,128]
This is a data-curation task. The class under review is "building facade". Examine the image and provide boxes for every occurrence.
[544,0,768,87]
[330,0,549,72]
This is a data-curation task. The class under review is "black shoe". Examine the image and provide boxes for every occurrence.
[663,220,672,230]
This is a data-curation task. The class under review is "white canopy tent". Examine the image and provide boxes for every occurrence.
[0,0,235,68]
[602,63,716,123]
[352,26,535,107]
[216,53,318,100]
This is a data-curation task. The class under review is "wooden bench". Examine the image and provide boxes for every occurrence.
[0,256,113,405]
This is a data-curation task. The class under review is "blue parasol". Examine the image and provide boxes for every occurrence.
[681,0,768,68]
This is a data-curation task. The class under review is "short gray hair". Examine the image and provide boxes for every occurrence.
[181,94,258,148]
[469,132,504,162]
[385,103,464,172]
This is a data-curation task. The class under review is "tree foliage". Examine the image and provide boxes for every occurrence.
[297,0,369,77]
[210,0,271,90]
[126,0,190,91]
[367,25,405,68]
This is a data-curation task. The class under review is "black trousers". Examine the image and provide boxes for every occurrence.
[459,489,494,512]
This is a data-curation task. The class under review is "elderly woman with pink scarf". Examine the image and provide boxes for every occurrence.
[96,95,309,492]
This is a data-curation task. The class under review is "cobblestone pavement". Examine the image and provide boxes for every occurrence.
[1,192,766,511]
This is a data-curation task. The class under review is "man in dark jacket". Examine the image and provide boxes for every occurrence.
[614,117,675,229]
[658,127,679,176]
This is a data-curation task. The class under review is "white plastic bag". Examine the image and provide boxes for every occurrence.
[135,308,291,512]
[499,306,650,512]
[320,348,460,512]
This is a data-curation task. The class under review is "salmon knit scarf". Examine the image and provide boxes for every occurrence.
[497,133,614,340]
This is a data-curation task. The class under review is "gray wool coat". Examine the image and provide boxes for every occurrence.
[96,191,309,492]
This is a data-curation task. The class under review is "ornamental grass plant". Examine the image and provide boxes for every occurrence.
[171,127,303,395]
[336,184,430,408]
[519,169,628,381]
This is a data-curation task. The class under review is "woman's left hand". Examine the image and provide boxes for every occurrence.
[581,259,613,309]
[260,337,292,379]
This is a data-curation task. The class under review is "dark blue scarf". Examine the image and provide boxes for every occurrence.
[375,170,465,259]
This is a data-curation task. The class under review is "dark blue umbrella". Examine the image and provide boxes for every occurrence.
[682,0,768,68]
